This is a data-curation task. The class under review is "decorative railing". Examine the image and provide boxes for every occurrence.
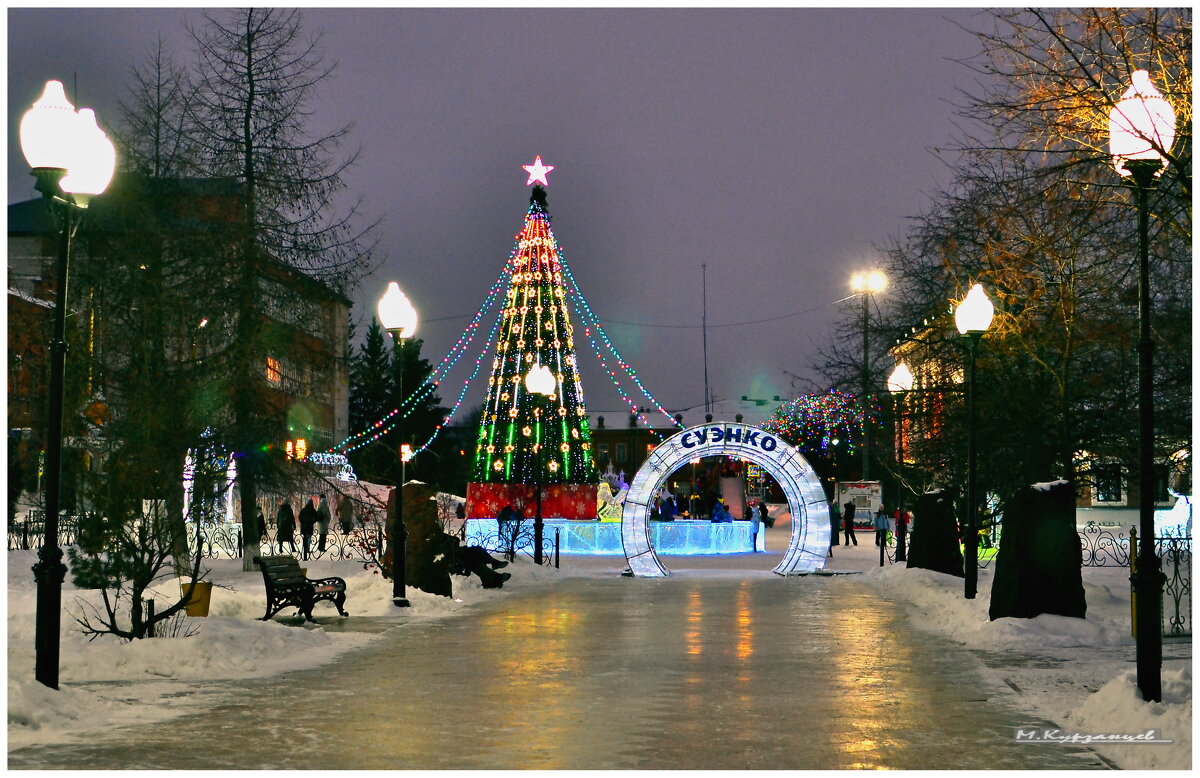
[1159,537,1192,637]
[8,512,79,550]
[468,521,559,567]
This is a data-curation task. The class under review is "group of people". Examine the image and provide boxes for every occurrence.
[271,493,358,560]
[830,501,912,548]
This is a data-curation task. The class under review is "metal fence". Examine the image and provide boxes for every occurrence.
[8,514,556,568]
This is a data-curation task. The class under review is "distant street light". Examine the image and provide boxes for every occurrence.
[378,281,418,607]
[887,362,915,563]
[1109,69,1176,704]
[525,363,555,565]
[955,283,994,600]
[21,80,116,689]
[851,270,887,480]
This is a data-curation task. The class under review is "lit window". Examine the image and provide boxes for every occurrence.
[266,357,281,385]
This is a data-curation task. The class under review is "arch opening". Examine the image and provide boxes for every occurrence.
[621,423,830,576]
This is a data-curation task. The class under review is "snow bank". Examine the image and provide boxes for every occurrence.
[859,560,1190,769]
[1065,666,1192,770]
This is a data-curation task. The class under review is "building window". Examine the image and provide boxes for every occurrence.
[265,356,281,385]
[597,444,609,464]
[1094,465,1122,503]
[615,443,628,463]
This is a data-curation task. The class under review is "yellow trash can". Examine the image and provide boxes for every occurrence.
[182,581,213,617]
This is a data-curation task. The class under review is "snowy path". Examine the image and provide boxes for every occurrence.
[8,574,1108,770]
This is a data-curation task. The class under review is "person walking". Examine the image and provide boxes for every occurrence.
[275,498,296,554]
[337,494,355,535]
[298,497,318,560]
[842,500,858,546]
[254,507,266,545]
[316,493,332,553]
[829,500,841,546]
[874,504,890,547]
[894,505,911,558]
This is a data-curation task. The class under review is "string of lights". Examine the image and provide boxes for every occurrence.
[558,257,682,433]
[328,258,514,454]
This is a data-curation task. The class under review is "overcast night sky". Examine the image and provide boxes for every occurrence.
[8,7,987,429]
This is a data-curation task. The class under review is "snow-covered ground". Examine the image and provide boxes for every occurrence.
[6,524,1191,769]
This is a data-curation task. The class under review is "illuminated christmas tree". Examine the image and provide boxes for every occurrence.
[465,157,599,520]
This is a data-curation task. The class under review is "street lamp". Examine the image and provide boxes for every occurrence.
[21,80,116,689]
[887,362,914,563]
[378,281,418,607]
[1109,69,1176,703]
[525,363,555,564]
[851,270,887,480]
[955,283,994,600]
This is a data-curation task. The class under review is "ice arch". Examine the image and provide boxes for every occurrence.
[621,423,830,576]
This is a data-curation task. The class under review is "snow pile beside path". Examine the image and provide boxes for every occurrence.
[859,562,1190,769]
[1065,666,1192,770]
[859,564,1133,650]
[6,550,551,750]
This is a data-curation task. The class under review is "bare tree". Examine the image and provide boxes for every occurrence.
[956,8,1191,204]
[187,9,378,570]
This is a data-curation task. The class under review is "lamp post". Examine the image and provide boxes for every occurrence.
[378,281,418,608]
[525,363,555,564]
[955,284,994,600]
[851,270,887,480]
[887,362,914,563]
[1108,69,1176,703]
[21,81,116,689]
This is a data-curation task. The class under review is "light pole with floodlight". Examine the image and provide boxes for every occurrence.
[378,281,418,607]
[955,283,994,600]
[887,362,915,563]
[525,363,555,565]
[21,80,116,689]
[1108,69,1176,703]
[851,270,887,480]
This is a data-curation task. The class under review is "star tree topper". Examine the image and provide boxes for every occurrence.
[522,155,554,186]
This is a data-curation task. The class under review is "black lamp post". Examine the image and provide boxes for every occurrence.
[1108,69,1176,703]
[525,363,555,564]
[851,270,887,480]
[887,362,914,563]
[955,284,994,601]
[379,281,418,608]
[21,81,116,689]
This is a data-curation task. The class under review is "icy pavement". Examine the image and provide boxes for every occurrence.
[8,574,1109,770]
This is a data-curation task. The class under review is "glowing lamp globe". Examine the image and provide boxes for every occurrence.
[60,109,116,196]
[955,284,994,335]
[852,269,888,294]
[19,80,78,171]
[1109,70,1176,178]
[525,363,555,396]
[377,282,418,338]
[887,362,914,394]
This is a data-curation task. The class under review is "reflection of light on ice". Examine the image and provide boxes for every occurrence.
[1155,494,1192,538]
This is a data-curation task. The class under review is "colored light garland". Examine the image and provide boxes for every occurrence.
[760,390,877,454]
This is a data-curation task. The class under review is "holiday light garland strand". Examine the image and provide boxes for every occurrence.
[328,259,514,453]
[557,256,682,435]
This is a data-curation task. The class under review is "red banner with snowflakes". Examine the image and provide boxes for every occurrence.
[465,482,599,520]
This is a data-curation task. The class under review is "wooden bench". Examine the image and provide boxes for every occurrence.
[253,555,349,622]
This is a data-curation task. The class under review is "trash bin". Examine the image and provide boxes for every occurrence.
[182,581,213,617]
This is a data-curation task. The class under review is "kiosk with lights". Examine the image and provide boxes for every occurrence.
[622,422,831,576]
